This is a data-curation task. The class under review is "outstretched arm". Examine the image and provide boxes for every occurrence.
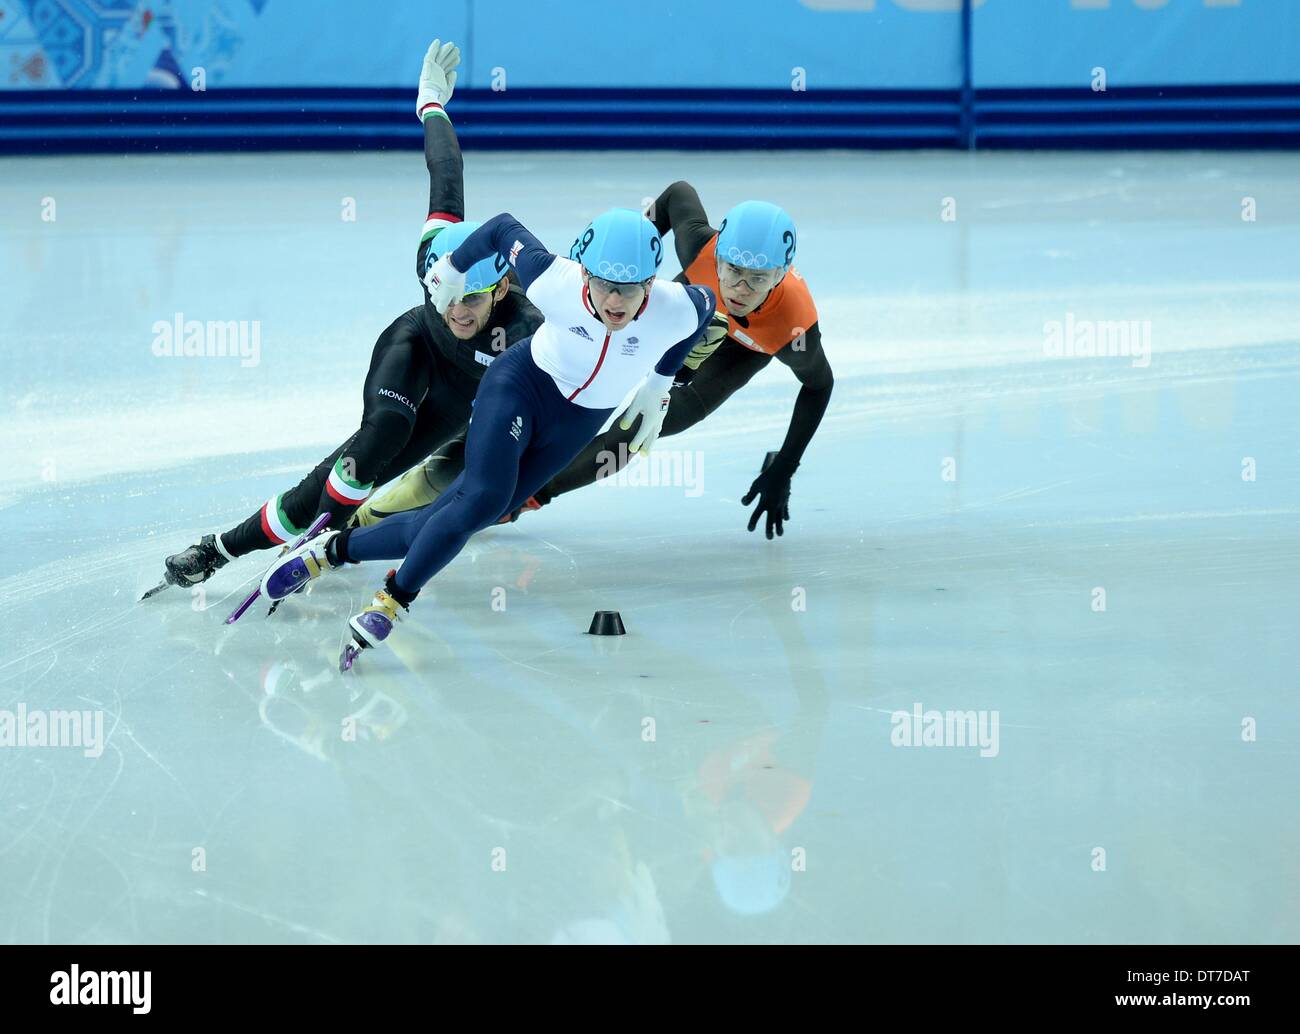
[742,324,834,539]
[771,323,834,469]
[646,180,718,270]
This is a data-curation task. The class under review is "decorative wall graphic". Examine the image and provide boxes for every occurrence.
[5,0,264,88]
[1,0,60,87]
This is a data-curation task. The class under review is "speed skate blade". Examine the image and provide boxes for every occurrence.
[339,642,363,673]
[139,579,171,601]
[225,584,263,625]
[224,511,333,626]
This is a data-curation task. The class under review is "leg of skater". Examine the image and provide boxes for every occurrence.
[260,342,612,666]
[341,351,614,665]
[349,435,466,527]
[157,311,434,590]
[256,341,535,618]
[345,340,610,579]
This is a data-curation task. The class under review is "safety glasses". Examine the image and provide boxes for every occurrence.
[449,286,497,311]
[587,275,652,298]
[717,260,782,293]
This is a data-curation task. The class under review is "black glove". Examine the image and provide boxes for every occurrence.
[741,454,798,539]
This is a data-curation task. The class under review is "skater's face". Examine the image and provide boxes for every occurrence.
[585,272,652,330]
[444,279,509,339]
[717,260,784,317]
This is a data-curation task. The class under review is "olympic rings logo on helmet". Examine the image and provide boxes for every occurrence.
[596,260,641,281]
[723,246,771,268]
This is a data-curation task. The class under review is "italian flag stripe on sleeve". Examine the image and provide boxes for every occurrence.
[421,211,461,244]
[260,495,305,546]
[325,456,373,506]
[420,102,450,124]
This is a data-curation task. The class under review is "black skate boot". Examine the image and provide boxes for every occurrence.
[164,535,229,587]
[142,534,230,600]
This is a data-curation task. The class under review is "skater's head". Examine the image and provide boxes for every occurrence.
[425,221,510,339]
[443,279,510,338]
[571,208,663,331]
[714,200,796,317]
[582,270,654,330]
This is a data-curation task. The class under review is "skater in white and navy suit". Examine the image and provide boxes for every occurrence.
[260,208,714,669]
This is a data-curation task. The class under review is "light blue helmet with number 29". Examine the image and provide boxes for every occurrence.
[425,221,510,294]
[716,200,796,271]
[570,208,663,284]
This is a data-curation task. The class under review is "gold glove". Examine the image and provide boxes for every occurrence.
[680,310,729,372]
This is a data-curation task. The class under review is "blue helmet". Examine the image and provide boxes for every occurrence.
[569,208,663,283]
[716,201,797,270]
[424,221,509,294]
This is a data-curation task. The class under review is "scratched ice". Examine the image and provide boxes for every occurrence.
[1,151,1297,943]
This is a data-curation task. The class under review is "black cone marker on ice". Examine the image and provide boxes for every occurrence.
[587,610,626,636]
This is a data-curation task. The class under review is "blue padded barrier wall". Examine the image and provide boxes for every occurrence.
[0,0,1296,152]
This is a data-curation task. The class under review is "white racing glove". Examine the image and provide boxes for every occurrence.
[619,372,674,454]
[423,253,466,312]
[416,38,461,120]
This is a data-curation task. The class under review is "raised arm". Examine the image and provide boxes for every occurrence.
[413,39,464,277]
[645,181,718,269]
[414,114,466,272]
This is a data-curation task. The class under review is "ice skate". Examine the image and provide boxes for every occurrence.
[259,530,341,605]
[141,534,230,600]
[340,578,408,672]
[224,512,334,624]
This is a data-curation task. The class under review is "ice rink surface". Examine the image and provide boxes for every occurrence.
[1,149,1298,943]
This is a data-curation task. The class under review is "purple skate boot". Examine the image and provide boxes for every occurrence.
[340,571,408,672]
[260,530,340,604]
